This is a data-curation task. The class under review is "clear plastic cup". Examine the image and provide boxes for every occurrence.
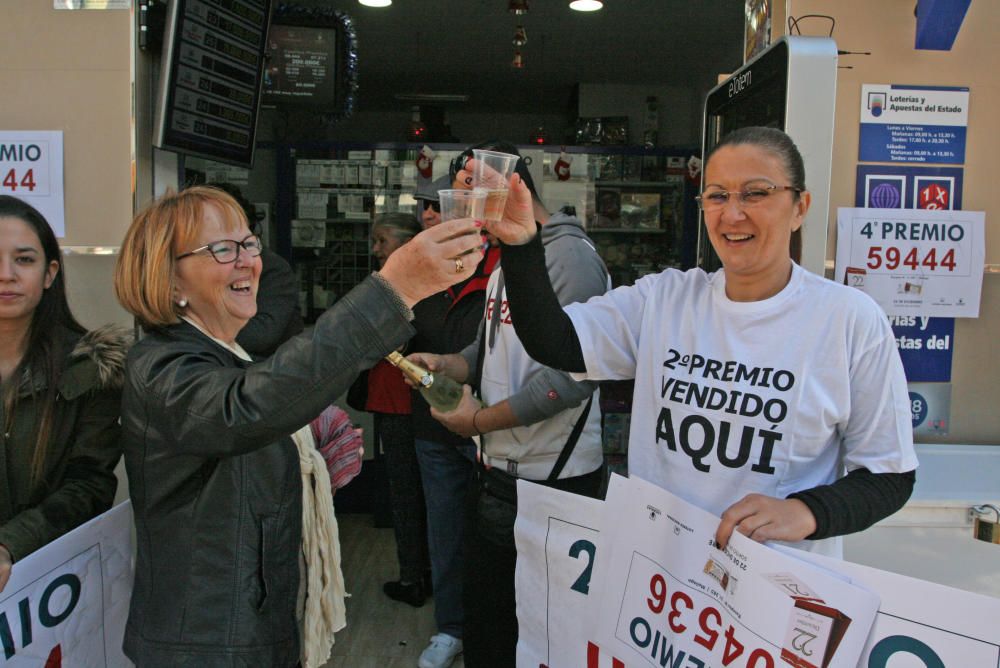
[438,188,487,222]
[472,149,519,226]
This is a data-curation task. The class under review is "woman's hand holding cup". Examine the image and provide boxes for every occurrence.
[453,159,537,246]
[379,218,484,306]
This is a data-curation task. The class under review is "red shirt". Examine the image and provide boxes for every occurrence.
[365,359,412,414]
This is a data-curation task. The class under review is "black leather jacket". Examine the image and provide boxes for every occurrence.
[121,277,414,667]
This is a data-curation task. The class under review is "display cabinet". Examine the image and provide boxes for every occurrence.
[537,146,699,287]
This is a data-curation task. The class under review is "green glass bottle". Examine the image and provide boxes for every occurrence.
[385,351,467,412]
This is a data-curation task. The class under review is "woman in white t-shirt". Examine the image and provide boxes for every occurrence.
[464,126,917,556]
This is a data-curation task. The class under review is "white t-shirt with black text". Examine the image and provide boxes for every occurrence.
[565,264,917,556]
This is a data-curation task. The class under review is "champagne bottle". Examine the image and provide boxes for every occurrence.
[385,351,474,412]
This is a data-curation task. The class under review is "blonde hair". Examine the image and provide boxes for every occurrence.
[114,186,247,329]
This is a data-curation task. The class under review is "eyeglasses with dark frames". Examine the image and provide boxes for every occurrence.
[422,200,441,213]
[176,235,263,264]
[695,185,803,211]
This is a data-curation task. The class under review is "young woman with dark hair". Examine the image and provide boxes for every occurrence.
[0,195,129,591]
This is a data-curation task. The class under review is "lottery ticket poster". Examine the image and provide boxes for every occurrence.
[835,207,985,317]
[590,475,880,668]
[514,480,607,668]
[0,131,65,237]
[773,544,1000,666]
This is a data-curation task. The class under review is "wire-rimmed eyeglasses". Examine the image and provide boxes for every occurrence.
[695,185,803,211]
[176,235,263,264]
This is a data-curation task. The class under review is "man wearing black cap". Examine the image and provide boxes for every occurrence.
[413,174,450,229]
[404,171,500,668]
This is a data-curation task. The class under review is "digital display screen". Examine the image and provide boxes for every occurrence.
[263,25,339,108]
[155,0,272,167]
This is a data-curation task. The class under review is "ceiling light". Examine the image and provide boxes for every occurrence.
[359,0,392,7]
[569,0,603,11]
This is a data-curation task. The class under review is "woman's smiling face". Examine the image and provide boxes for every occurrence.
[702,143,810,300]
[172,202,262,344]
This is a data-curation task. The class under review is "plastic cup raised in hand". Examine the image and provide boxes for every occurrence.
[471,149,519,226]
[438,189,487,223]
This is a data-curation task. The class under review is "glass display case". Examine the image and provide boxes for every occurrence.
[538,147,699,287]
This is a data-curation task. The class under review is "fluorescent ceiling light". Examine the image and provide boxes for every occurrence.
[569,0,603,10]
[359,0,392,7]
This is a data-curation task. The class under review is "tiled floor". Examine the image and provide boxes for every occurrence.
[324,512,465,668]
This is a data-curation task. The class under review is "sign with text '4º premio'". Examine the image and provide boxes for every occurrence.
[835,207,984,318]
[0,131,65,237]
[859,84,968,164]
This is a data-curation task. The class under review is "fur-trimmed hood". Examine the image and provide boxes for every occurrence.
[60,324,133,398]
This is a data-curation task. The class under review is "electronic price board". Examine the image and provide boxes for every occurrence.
[154,0,272,167]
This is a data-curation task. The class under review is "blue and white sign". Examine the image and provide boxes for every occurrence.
[859,84,969,164]
[888,315,954,382]
[855,165,963,210]
[908,382,951,436]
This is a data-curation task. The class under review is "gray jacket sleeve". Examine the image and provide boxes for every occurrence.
[505,233,609,426]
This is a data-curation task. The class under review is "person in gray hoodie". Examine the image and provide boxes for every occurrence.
[408,145,609,667]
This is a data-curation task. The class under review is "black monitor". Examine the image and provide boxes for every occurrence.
[154,0,272,168]
[261,5,358,117]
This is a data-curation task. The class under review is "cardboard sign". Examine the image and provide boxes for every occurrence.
[0,502,133,666]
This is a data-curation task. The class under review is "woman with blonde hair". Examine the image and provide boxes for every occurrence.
[114,186,484,667]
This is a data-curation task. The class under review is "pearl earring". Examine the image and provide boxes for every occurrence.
[177,298,188,308]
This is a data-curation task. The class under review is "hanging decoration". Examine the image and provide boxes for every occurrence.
[513,25,527,46]
[508,0,529,14]
[686,155,703,183]
[512,49,524,68]
[416,145,435,178]
[554,148,572,180]
[407,106,428,141]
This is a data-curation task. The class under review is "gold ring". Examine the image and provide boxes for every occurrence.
[454,257,465,273]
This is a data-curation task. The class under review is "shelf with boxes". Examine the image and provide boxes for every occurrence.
[539,147,699,287]
[289,147,421,321]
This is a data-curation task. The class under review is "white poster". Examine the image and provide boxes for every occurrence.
[0,131,66,237]
[515,477,881,668]
[775,545,1000,667]
[592,475,879,668]
[515,482,605,668]
[515,477,1000,667]
[0,502,133,666]
[835,207,985,317]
